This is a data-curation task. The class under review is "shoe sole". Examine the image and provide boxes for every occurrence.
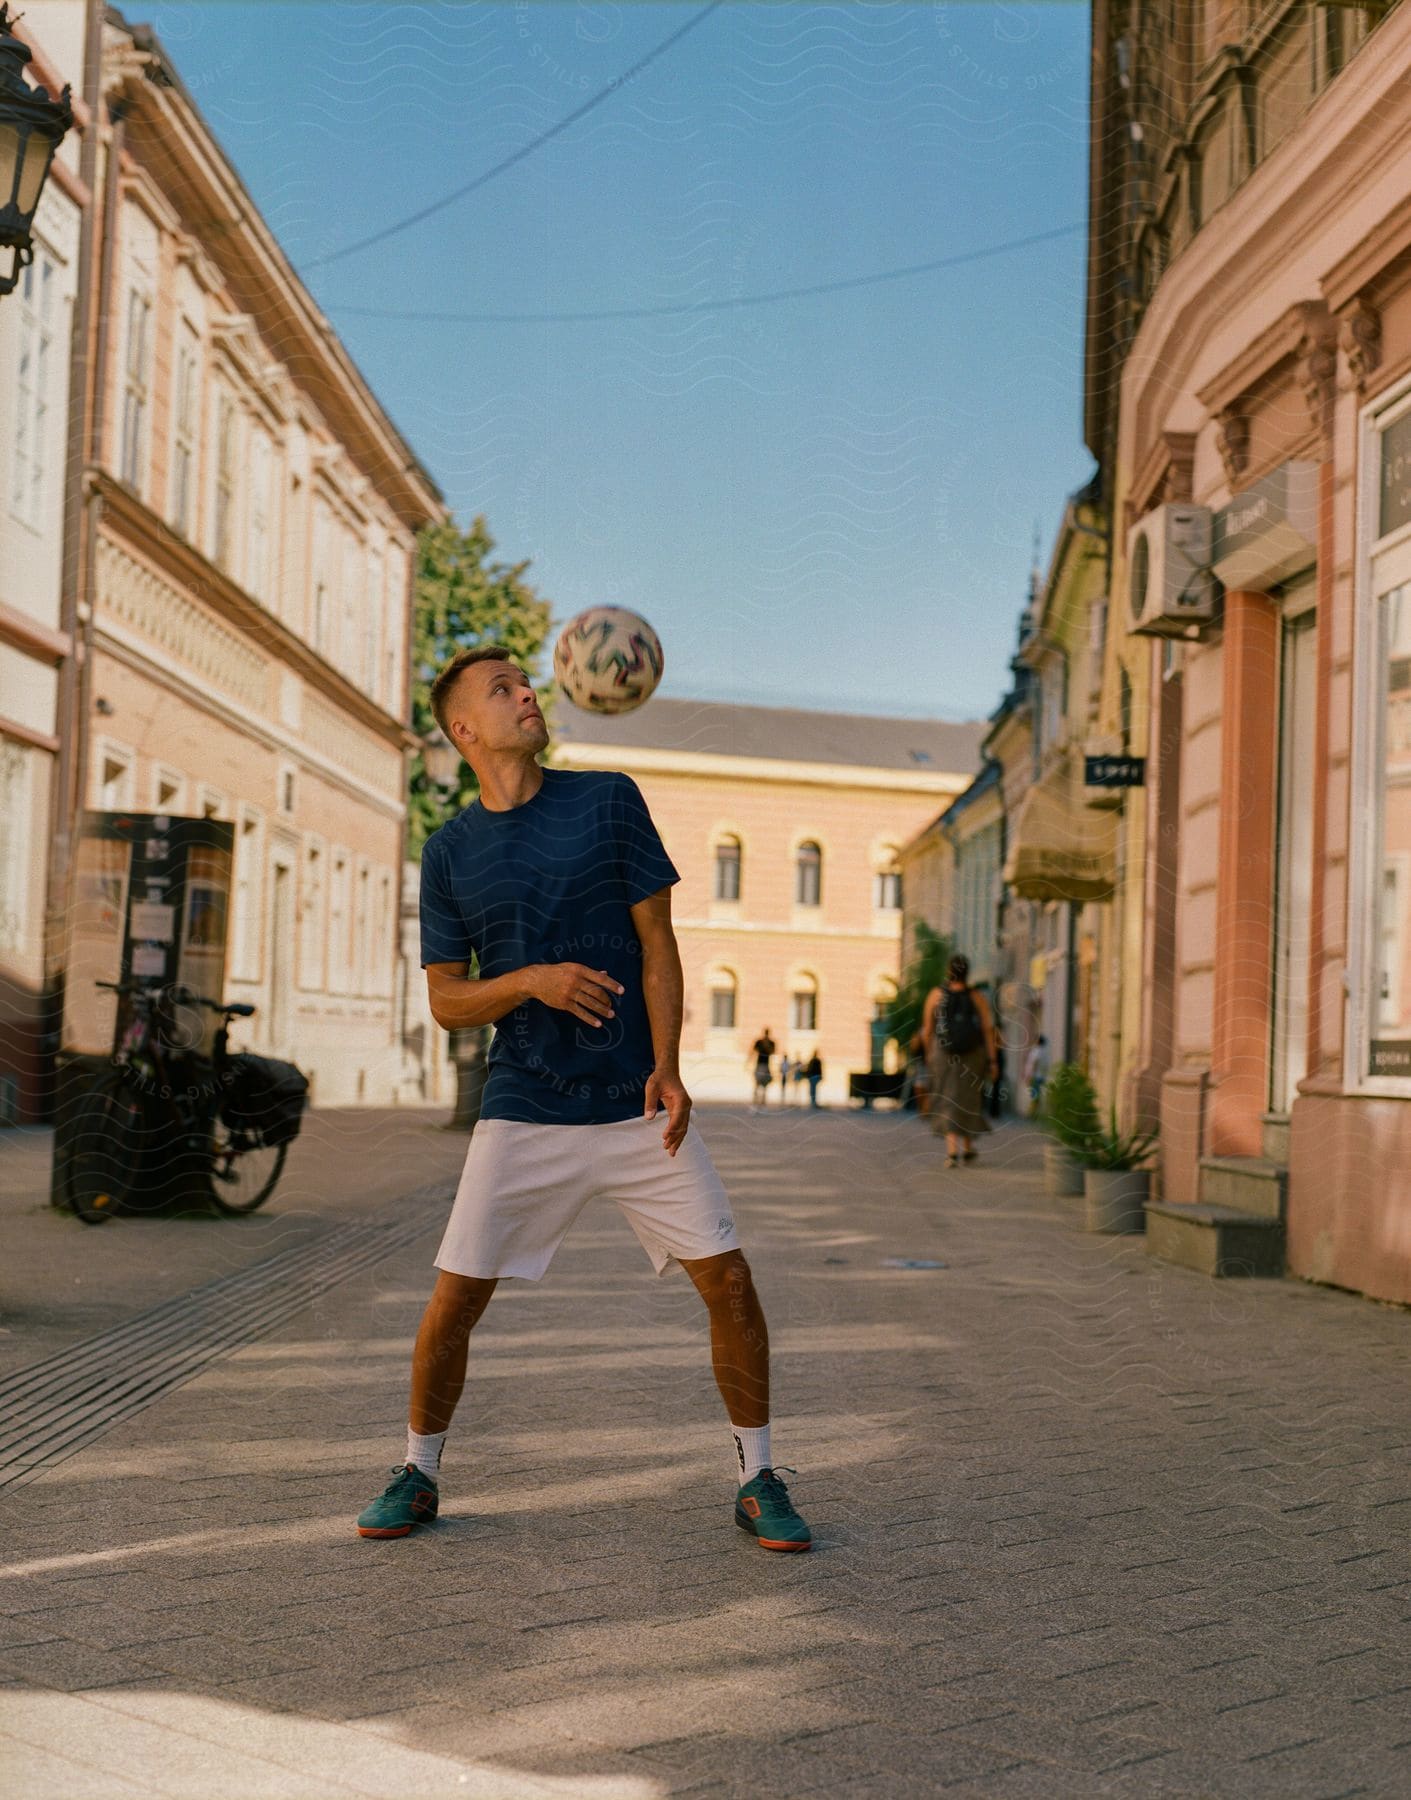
[736,1515,811,1552]
[357,1514,435,1539]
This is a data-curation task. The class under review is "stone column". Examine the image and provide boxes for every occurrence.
[1209,589,1279,1157]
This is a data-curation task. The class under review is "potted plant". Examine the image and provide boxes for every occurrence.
[1079,1107,1159,1233]
[1040,1063,1099,1197]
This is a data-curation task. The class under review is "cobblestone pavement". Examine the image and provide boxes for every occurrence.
[2,1104,1410,1798]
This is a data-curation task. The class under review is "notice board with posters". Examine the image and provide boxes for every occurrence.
[60,811,235,1060]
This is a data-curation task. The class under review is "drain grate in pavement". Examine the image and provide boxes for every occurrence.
[0,1185,450,1490]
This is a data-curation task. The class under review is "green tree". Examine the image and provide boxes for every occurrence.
[886,919,953,1055]
[408,516,555,853]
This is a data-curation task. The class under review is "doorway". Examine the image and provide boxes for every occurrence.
[269,856,294,1055]
[1270,591,1317,1116]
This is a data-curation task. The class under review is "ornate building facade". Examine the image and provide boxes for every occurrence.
[553,699,983,1105]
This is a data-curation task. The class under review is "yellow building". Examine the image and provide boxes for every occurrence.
[553,699,982,1105]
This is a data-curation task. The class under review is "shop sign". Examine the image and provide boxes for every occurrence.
[1370,1039,1411,1079]
[1212,460,1318,590]
[1085,754,1146,788]
[1380,411,1411,539]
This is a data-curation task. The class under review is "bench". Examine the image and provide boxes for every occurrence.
[849,1070,907,1109]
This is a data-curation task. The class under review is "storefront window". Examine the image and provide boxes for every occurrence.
[1369,581,1411,1079]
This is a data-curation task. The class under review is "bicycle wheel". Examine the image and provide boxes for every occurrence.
[203,1108,288,1217]
[64,1073,144,1224]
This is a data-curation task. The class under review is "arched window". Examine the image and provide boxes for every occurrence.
[790,971,818,1032]
[708,967,738,1030]
[872,847,902,911]
[713,835,742,902]
[795,840,822,907]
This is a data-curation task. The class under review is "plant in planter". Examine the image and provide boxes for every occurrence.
[1040,1063,1099,1197]
[1079,1107,1159,1233]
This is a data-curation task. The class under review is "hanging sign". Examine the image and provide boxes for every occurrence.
[1084,754,1146,788]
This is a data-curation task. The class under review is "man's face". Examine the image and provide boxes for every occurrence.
[448,659,548,759]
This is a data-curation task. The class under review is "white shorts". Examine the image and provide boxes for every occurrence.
[434,1113,741,1281]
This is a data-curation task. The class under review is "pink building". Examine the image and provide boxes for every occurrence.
[1087,2,1411,1298]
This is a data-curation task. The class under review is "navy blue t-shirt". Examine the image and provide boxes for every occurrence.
[419,767,681,1124]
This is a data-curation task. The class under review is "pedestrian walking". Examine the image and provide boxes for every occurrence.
[804,1051,823,1108]
[749,1028,776,1110]
[921,954,999,1168]
[987,1026,1007,1119]
[356,646,810,1552]
[778,1051,793,1105]
[1025,1034,1050,1113]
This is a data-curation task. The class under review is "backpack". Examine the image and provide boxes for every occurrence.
[222,1053,310,1148]
[936,987,983,1056]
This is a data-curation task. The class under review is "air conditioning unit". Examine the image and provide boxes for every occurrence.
[1126,503,1217,636]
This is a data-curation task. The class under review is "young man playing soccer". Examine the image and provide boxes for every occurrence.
[355,645,811,1552]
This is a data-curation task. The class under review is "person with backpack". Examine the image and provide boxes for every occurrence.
[921,954,999,1167]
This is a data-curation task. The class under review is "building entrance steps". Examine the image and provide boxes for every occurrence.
[1145,1146,1289,1278]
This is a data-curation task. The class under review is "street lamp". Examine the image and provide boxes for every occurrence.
[421,725,462,795]
[0,4,74,298]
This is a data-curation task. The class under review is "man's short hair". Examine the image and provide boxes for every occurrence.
[429,644,518,738]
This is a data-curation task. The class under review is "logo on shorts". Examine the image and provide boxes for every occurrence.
[716,1215,734,1236]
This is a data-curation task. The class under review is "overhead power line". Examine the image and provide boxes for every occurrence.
[324,222,1085,324]
[303,0,725,271]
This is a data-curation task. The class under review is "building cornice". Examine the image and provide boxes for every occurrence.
[104,25,445,530]
[550,740,972,796]
[91,469,419,752]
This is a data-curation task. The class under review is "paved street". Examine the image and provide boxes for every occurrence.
[2,1103,1410,1798]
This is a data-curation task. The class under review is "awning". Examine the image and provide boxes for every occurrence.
[1003,751,1118,902]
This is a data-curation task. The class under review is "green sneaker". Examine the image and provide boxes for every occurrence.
[356,1463,439,1539]
[735,1467,812,1552]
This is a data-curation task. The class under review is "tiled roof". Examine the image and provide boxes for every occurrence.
[551,696,986,779]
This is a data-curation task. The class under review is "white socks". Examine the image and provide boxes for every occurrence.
[406,1427,446,1478]
[732,1423,772,1485]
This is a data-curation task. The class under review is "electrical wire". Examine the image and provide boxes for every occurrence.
[324,221,1085,325]
[302,0,725,272]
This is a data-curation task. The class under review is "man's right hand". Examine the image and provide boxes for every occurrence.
[526,963,624,1027]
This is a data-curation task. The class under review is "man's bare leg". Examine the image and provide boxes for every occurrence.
[681,1248,769,1427]
[409,1271,498,1436]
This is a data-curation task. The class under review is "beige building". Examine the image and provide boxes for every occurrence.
[553,699,982,1105]
[39,5,445,1108]
[0,5,89,1123]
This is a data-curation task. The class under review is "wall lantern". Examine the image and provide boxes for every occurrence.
[421,727,462,794]
[0,4,74,298]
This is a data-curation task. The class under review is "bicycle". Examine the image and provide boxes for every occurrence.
[63,979,291,1223]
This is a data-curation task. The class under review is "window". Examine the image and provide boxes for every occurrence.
[376,869,394,997]
[341,528,363,675]
[328,848,350,992]
[197,787,226,821]
[248,428,273,602]
[233,807,264,981]
[790,973,818,1033]
[95,743,134,810]
[120,287,152,493]
[213,393,238,573]
[313,499,332,654]
[1368,581,1411,1077]
[708,968,737,1030]
[278,764,297,817]
[795,840,822,907]
[151,767,185,813]
[299,836,325,989]
[355,858,372,994]
[874,867,902,911]
[169,323,199,538]
[10,248,56,528]
[713,835,741,901]
[365,546,383,695]
[0,742,30,956]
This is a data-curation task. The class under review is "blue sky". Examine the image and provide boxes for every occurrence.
[138,1,1094,721]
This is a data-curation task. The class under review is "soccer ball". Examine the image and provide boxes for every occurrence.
[553,606,664,715]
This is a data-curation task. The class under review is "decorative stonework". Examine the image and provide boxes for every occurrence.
[1216,407,1250,485]
[1296,311,1339,437]
[1340,295,1382,395]
[96,536,268,713]
[302,691,402,797]
[1160,430,1197,503]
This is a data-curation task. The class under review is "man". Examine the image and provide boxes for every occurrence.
[356,646,810,1552]
[749,1028,775,1109]
[804,1051,823,1109]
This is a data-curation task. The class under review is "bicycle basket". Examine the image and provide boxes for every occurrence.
[221,1053,309,1148]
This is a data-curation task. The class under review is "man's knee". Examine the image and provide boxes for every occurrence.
[429,1270,497,1325]
[685,1248,755,1310]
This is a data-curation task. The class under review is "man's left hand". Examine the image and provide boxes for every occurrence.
[644,1065,692,1156]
